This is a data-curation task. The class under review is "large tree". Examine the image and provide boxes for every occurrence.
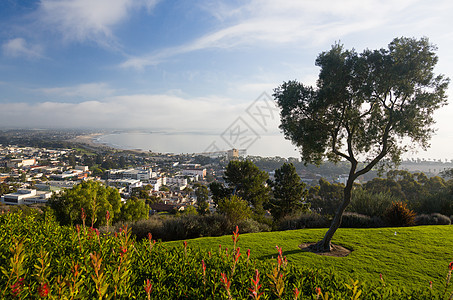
[223,160,270,215]
[269,162,308,221]
[50,181,122,226]
[194,184,210,215]
[273,37,449,251]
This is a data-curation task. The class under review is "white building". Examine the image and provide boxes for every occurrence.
[337,174,349,185]
[182,168,206,179]
[166,176,188,187]
[107,179,142,194]
[107,168,152,181]
[123,168,152,181]
[6,158,36,168]
[1,189,52,205]
[75,165,89,172]
[149,176,166,191]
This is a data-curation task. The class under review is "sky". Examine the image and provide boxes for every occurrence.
[0,0,452,159]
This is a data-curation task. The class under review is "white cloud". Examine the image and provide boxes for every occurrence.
[0,93,249,130]
[121,0,420,69]
[2,38,44,59]
[37,83,116,100]
[38,0,159,45]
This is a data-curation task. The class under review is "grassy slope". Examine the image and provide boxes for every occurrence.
[165,225,453,289]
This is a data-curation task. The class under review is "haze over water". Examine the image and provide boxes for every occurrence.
[95,131,300,157]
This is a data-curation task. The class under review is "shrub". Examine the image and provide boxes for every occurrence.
[129,213,271,241]
[384,201,416,226]
[217,195,252,225]
[130,215,164,240]
[415,213,451,225]
[417,192,453,216]
[340,212,385,228]
[237,218,271,233]
[1,210,453,299]
[349,188,397,217]
[278,212,329,230]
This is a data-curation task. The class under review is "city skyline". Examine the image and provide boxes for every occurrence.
[1,0,452,160]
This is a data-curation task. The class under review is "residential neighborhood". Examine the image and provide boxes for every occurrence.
[0,143,220,214]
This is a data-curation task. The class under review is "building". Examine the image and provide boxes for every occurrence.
[6,158,36,168]
[166,176,188,187]
[149,176,166,191]
[227,149,239,160]
[50,169,85,180]
[182,168,206,179]
[107,179,142,194]
[107,168,152,181]
[1,189,52,205]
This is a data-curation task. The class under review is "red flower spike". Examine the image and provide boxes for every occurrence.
[202,259,206,276]
[316,287,322,295]
[11,278,25,297]
[449,261,453,271]
[144,278,153,299]
[249,269,263,299]
[220,273,231,290]
[38,283,50,297]
[294,287,301,300]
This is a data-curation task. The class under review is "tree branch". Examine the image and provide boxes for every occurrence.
[353,114,393,179]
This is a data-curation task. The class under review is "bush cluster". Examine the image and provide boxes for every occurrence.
[277,212,330,230]
[384,202,416,227]
[415,213,451,226]
[129,214,270,242]
[1,210,453,299]
[340,212,385,228]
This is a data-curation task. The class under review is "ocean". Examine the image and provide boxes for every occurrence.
[94,131,300,158]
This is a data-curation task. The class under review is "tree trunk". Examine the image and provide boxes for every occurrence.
[311,177,355,252]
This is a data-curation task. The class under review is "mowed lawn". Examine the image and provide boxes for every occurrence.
[165,225,453,289]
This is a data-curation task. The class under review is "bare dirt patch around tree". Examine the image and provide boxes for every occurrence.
[299,243,351,257]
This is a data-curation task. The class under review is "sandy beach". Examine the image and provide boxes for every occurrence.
[69,133,151,154]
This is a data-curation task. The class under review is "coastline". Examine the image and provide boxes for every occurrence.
[69,133,151,154]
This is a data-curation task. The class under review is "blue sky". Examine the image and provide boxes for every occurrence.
[1,0,452,159]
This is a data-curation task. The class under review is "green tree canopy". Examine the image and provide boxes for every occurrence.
[269,163,308,221]
[50,181,122,226]
[195,184,210,215]
[273,37,449,251]
[307,178,344,215]
[223,160,270,215]
[119,197,149,222]
[217,195,252,225]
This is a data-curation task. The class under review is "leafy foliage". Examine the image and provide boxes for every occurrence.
[384,201,416,226]
[268,163,309,221]
[307,178,344,215]
[348,188,397,217]
[223,160,271,215]
[340,212,385,228]
[194,184,210,215]
[273,37,449,250]
[2,210,453,299]
[49,181,122,226]
[415,213,451,226]
[217,195,252,226]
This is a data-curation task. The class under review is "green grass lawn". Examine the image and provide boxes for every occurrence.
[165,225,453,290]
